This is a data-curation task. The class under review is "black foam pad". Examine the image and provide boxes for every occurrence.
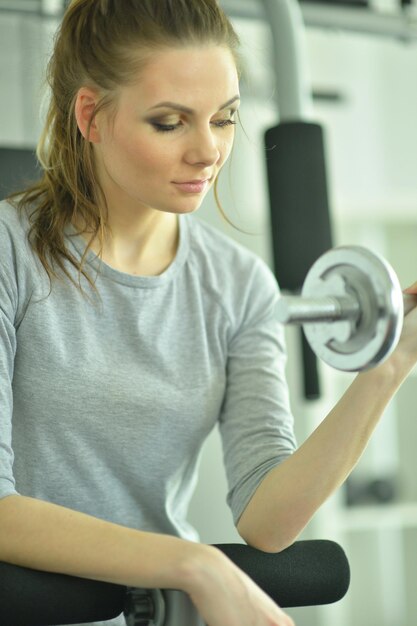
[0,561,126,625]
[264,121,333,291]
[0,146,41,199]
[264,121,334,399]
[215,539,350,608]
[0,540,350,624]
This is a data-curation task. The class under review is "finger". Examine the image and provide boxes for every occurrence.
[403,281,417,294]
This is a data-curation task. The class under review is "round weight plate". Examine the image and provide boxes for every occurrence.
[302,246,404,372]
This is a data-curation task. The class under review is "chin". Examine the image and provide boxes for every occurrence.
[171,200,205,216]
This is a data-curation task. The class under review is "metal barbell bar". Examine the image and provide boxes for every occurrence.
[275,246,417,372]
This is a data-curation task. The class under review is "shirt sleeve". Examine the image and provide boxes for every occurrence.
[218,257,297,525]
[0,267,19,499]
[0,205,31,500]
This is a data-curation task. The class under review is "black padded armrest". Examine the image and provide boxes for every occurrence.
[0,539,350,625]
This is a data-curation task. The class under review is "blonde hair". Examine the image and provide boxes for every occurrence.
[8,0,242,289]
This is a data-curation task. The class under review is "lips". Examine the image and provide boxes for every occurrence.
[173,178,211,194]
[174,178,211,184]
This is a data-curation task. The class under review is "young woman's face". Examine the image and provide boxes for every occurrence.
[91,46,240,217]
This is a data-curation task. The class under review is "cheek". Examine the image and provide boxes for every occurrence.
[108,131,174,180]
[219,136,234,165]
[126,136,175,175]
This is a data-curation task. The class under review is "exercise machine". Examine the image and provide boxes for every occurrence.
[0,539,350,625]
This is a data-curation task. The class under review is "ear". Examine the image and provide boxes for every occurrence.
[74,87,102,143]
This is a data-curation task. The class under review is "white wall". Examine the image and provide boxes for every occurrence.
[0,12,54,147]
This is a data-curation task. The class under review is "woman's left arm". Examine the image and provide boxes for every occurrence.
[237,285,417,554]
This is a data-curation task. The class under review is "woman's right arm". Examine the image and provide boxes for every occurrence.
[0,494,294,626]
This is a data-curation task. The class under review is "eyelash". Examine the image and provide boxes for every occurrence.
[152,119,237,133]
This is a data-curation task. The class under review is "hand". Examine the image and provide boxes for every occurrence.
[184,545,295,626]
[402,283,417,313]
[385,283,417,373]
[399,284,417,351]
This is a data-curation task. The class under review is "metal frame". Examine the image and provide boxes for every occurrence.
[259,0,313,120]
[1,0,417,41]
[224,0,417,40]
[226,0,417,123]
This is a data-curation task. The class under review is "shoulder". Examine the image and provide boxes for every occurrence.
[185,215,280,322]
[0,199,31,245]
[188,215,278,287]
[0,199,36,269]
[0,200,44,309]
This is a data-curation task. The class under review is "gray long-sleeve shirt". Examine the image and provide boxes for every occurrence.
[0,199,296,625]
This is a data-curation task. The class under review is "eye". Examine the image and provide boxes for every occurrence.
[152,122,182,133]
[213,119,237,128]
[152,119,237,133]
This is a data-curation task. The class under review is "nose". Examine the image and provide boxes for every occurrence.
[183,125,222,167]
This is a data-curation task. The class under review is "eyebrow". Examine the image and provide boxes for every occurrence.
[147,95,241,114]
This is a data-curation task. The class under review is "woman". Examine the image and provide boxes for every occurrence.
[0,2,416,626]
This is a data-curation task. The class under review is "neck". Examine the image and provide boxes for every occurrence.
[75,209,180,277]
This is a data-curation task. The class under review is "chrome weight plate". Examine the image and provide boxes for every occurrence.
[302,246,404,372]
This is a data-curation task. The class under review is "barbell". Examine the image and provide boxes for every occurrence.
[275,246,417,372]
